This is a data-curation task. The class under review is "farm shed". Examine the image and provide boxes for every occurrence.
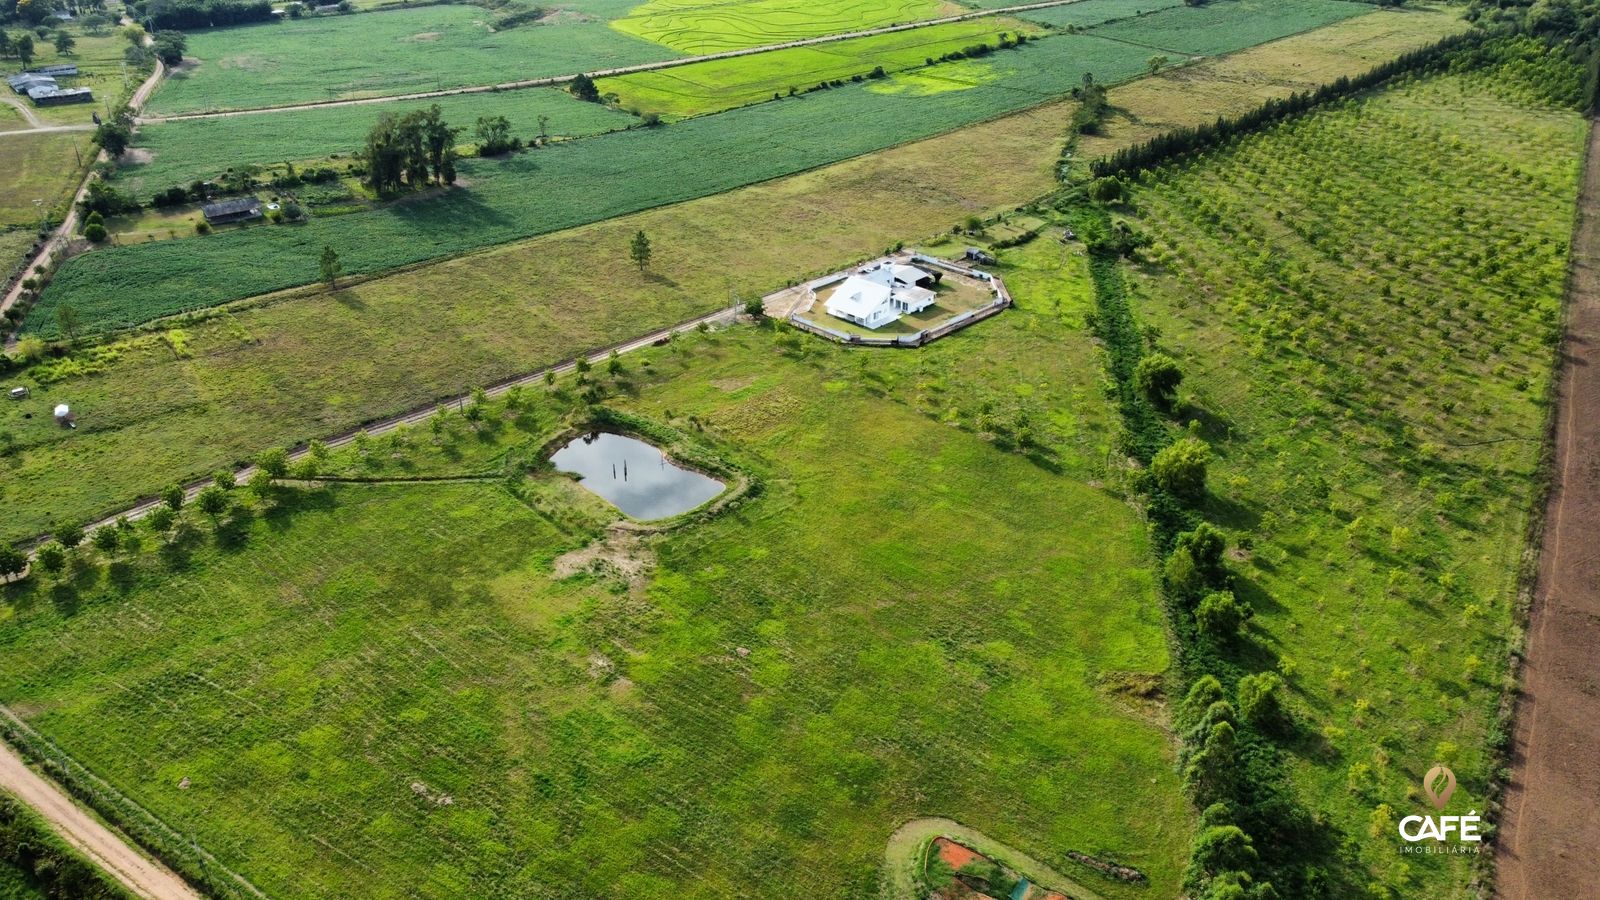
[202,197,264,225]
[30,64,79,78]
[30,86,93,106]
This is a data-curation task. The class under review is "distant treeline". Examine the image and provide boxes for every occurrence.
[133,0,274,30]
[1089,29,1486,179]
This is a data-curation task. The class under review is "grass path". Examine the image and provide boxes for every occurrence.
[879,817,1102,899]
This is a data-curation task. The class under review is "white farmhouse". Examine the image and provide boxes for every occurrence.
[823,263,937,329]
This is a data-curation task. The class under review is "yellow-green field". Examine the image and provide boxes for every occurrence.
[600,17,1039,118]
[611,0,960,53]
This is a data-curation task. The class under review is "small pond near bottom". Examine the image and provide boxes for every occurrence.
[550,431,726,521]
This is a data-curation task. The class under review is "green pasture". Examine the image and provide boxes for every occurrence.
[146,5,680,115]
[1015,0,1186,29]
[0,320,1189,898]
[610,0,950,54]
[34,0,1378,337]
[1114,60,1582,894]
[0,132,93,228]
[119,88,637,197]
[1090,0,1366,55]
[598,17,1039,118]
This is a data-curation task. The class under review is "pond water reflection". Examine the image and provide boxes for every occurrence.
[550,431,725,520]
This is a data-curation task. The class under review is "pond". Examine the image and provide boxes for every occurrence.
[550,432,725,521]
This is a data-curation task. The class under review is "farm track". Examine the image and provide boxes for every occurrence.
[0,738,200,900]
[1496,118,1600,900]
[137,0,1094,123]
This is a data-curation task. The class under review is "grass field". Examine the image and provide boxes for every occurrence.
[0,315,1190,897]
[38,0,1387,337]
[1091,0,1365,55]
[0,132,93,228]
[610,0,955,53]
[146,5,680,115]
[1111,59,1582,894]
[0,8,1460,547]
[597,17,1040,118]
[118,88,638,198]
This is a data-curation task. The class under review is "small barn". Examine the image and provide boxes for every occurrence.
[964,247,997,265]
[202,197,264,225]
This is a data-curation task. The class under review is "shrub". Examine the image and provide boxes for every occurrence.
[1196,590,1251,640]
[1135,352,1183,411]
[1151,436,1211,499]
[1237,671,1284,727]
[83,223,108,242]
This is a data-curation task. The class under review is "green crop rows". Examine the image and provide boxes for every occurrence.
[611,0,946,53]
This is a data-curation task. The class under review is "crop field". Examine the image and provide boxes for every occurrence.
[36,0,1389,337]
[0,313,1191,897]
[610,0,953,53]
[118,89,638,198]
[1112,59,1582,894]
[597,17,1040,119]
[1014,0,1186,29]
[146,6,681,116]
[0,7,1454,546]
[1091,0,1366,56]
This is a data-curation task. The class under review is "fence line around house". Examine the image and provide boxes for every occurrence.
[785,250,1012,348]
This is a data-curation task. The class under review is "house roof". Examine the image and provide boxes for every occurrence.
[861,263,929,289]
[202,197,263,217]
[825,275,892,320]
[7,74,56,92]
[31,64,78,77]
[27,86,92,101]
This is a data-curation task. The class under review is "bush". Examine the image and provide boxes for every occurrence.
[1196,590,1251,640]
[1135,353,1183,411]
[195,220,210,235]
[83,223,108,242]
[1151,436,1210,499]
[1237,671,1283,727]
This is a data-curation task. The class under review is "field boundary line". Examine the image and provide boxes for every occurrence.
[138,0,1099,122]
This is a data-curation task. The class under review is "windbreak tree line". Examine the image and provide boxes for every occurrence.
[362,105,461,195]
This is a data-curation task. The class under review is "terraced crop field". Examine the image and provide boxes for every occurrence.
[610,0,954,53]
[0,319,1190,898]
[598,17,1041,118]
[147,5,680,115]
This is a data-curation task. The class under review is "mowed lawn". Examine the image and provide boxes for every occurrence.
[598,17,1041,118]
[40,0,1389,337]
[0,321,1188,898]
[610,0,956,53]
[0,8,1461,546]
[147,5,681,115]
[1119,61,1582,894]
[119,88,638,198]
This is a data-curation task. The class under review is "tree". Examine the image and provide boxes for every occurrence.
[151,31,187,67]
[1147,54,1168,75]
[1237,671,1283,727]
[255,447,289,477]
[80,12,113,34]
[1196,590,1251,640]
[0,31,10,57]
[629,229,652,273]
[213,469,236,490]
[0,545,28,582]
[1151,436,1211,499]
[246,469,274,499]
[607,349,622,376]
[145,505,176,534]
[319,245,341,289]
[1178,675,1225,730]
[56,304,82,342]
[1135,353,1183,411]
[14,33,33,68]
[1088,176,1126,205]
[743,295,764,317]
[570,73,600,103]
[91,525,120,556]
[474,114,513,156]
[1183,720,1238,807]
[195,484,229,521]
[55,522,84,549]
[84,223,108,242]
[52,29,74,54]
[162,483,186,511]
[1186,825,1257,888]
[1166,522,1229,600]
[33,541,66,577]
[93,117,134,158]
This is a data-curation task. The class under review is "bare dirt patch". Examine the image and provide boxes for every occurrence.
[1497,120,1600,900]
[120,148,156,166]
[553,528,653,585]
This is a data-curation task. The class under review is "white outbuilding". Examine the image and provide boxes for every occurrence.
[822,262,938,330]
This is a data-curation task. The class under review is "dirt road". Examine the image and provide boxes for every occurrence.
[0,57,164,328]
[0,740,199,900]
[1495,120,1600,899]
[139,0,1092,123]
